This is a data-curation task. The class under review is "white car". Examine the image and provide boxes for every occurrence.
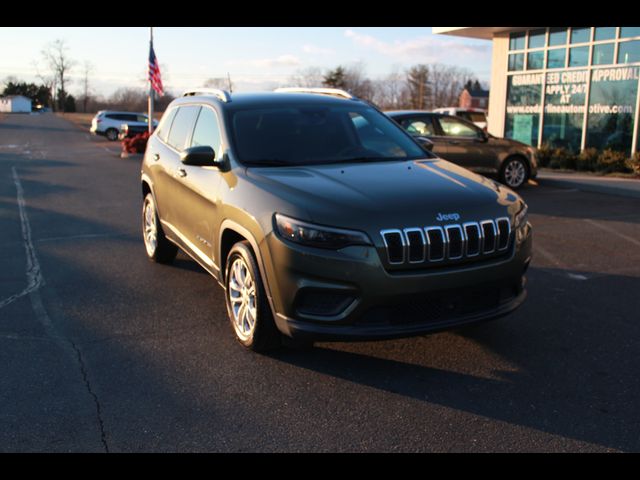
[432,107,487,130]
[90,110,158,141]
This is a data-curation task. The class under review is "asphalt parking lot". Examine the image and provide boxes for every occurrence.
[1,112,639,452]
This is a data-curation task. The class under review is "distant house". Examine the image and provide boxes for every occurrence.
[459,86,489,110]
[0,95,32,113]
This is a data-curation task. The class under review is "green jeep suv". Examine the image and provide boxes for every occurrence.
[141,88,532,351]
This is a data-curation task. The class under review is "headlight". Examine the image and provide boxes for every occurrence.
[515,203,528,230]
[274,213,372,249]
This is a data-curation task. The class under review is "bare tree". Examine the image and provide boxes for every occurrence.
[427,63,476,109]
[371,67,411,110]
[406,65,430,110]
[287,67,324,88]
[41,39,75,112]
[204,76,234,92]
[80,60,93,113]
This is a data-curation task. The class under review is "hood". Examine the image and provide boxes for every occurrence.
[246,158,522,232]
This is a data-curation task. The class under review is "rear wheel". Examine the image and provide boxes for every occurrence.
[225,241,281,352]
[500,157,529,189]
[142,193,178,264]
[105,128,118,141]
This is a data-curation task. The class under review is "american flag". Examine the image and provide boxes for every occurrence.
[148,42,164,96]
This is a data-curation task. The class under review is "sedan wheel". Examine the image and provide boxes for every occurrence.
[501,158,528,189]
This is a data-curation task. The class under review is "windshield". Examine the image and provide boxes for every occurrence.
[229,104,429,166]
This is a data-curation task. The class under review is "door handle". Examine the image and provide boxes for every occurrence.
[153,153,160,161]
[177,168,187,178]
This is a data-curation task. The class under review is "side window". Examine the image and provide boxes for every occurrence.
[401,117,436,136]
[125,114,138,122]
[156,108,177,143]
[190,107,222,154]
[437,116,481,138]
[167,105,201,151]
[136,114,149,123]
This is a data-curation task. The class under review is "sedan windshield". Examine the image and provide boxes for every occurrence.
[230,104,430,166]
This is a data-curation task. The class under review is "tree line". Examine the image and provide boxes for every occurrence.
[2,37,486,114]
[288,63,485,111]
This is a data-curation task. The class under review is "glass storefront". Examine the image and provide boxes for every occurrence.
[586,66,639,154]
[505,27,640,153]
[542,70,588,152]
[505,74,542,146]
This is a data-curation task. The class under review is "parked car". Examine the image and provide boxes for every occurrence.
[386,110,537,189]
[141,87,532,352]
[432,107,488,130]
[90,110,158,141]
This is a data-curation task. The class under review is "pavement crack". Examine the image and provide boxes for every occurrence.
[70,340,110,453]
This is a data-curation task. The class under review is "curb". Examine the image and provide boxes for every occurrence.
[538,176,640,200]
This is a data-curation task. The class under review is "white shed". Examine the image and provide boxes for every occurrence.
[0,95,32,113]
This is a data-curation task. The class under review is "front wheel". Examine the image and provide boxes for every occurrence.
[500,157,529,189]
[142,193,178,264]
[225,241,281,352]
[105,128,119,141]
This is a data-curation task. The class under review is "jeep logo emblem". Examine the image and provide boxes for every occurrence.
[436,212,461,222]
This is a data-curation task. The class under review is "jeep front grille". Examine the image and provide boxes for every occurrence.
[380,217,511,268]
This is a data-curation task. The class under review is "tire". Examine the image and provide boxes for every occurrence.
[499,156,529,189]
[142,193,178,264]
[225,241,281,352]
[106,128,119,141]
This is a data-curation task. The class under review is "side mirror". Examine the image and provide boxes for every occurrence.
[180,145,217,167]
[416,136,434,152]
[477,129,489,142]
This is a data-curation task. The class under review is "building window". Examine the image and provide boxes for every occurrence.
[508,53,525,71]
[528,29,546,49]
[547,48,566,69]
[542,70,588,152]
[617,40,640,64]
[509,32,526,51]
[570,27,591,44]
[620,27,640,39]
[594,27,616,41]
[505,74,543,146]
[549,28,568,46]
[569,46,590,67]
[592,43,615,65]
[527,51,545,70]
[586,66,639,154]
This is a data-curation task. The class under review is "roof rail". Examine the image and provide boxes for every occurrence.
[274,87,357,100]
[182,88,231,103]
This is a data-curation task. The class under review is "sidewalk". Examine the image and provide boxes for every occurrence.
[536,170,640,199]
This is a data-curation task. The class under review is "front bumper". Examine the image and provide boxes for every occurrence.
[261,223,532,341]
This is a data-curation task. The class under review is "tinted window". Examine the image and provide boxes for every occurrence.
[618,40,640,64]
[594,27,616,41]
[508,53,524,72]
[593,43,615,65]
[528,29,546,49]
[156,108,177,142]
[167,105,201,151]
[569,46,589,67]
[125,114,138,122]
[400,117,436,136]
[527,51,545,70]
[230,104,426,166]
[570,27,590,44]
[437,117,480,138]
[509,32,525,50]
[620,27,640,38]
[549,28,567,46]
[136,114,149,123]
[190,107,222,153]
[547,48,566,69]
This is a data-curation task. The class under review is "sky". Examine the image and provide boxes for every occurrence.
[0,27,493,98]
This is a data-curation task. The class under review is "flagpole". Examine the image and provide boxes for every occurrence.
[148,26,154,134]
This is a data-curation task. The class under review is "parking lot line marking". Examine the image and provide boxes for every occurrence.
[584,218,640,248]
[533,243,563,268]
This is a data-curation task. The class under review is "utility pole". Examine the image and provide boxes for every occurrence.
[227,72,233,93]
[148,27,154,134]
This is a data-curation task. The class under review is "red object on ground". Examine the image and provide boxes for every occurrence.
[122,131,150,154]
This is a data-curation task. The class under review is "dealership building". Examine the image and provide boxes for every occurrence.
[434,27,640,155]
